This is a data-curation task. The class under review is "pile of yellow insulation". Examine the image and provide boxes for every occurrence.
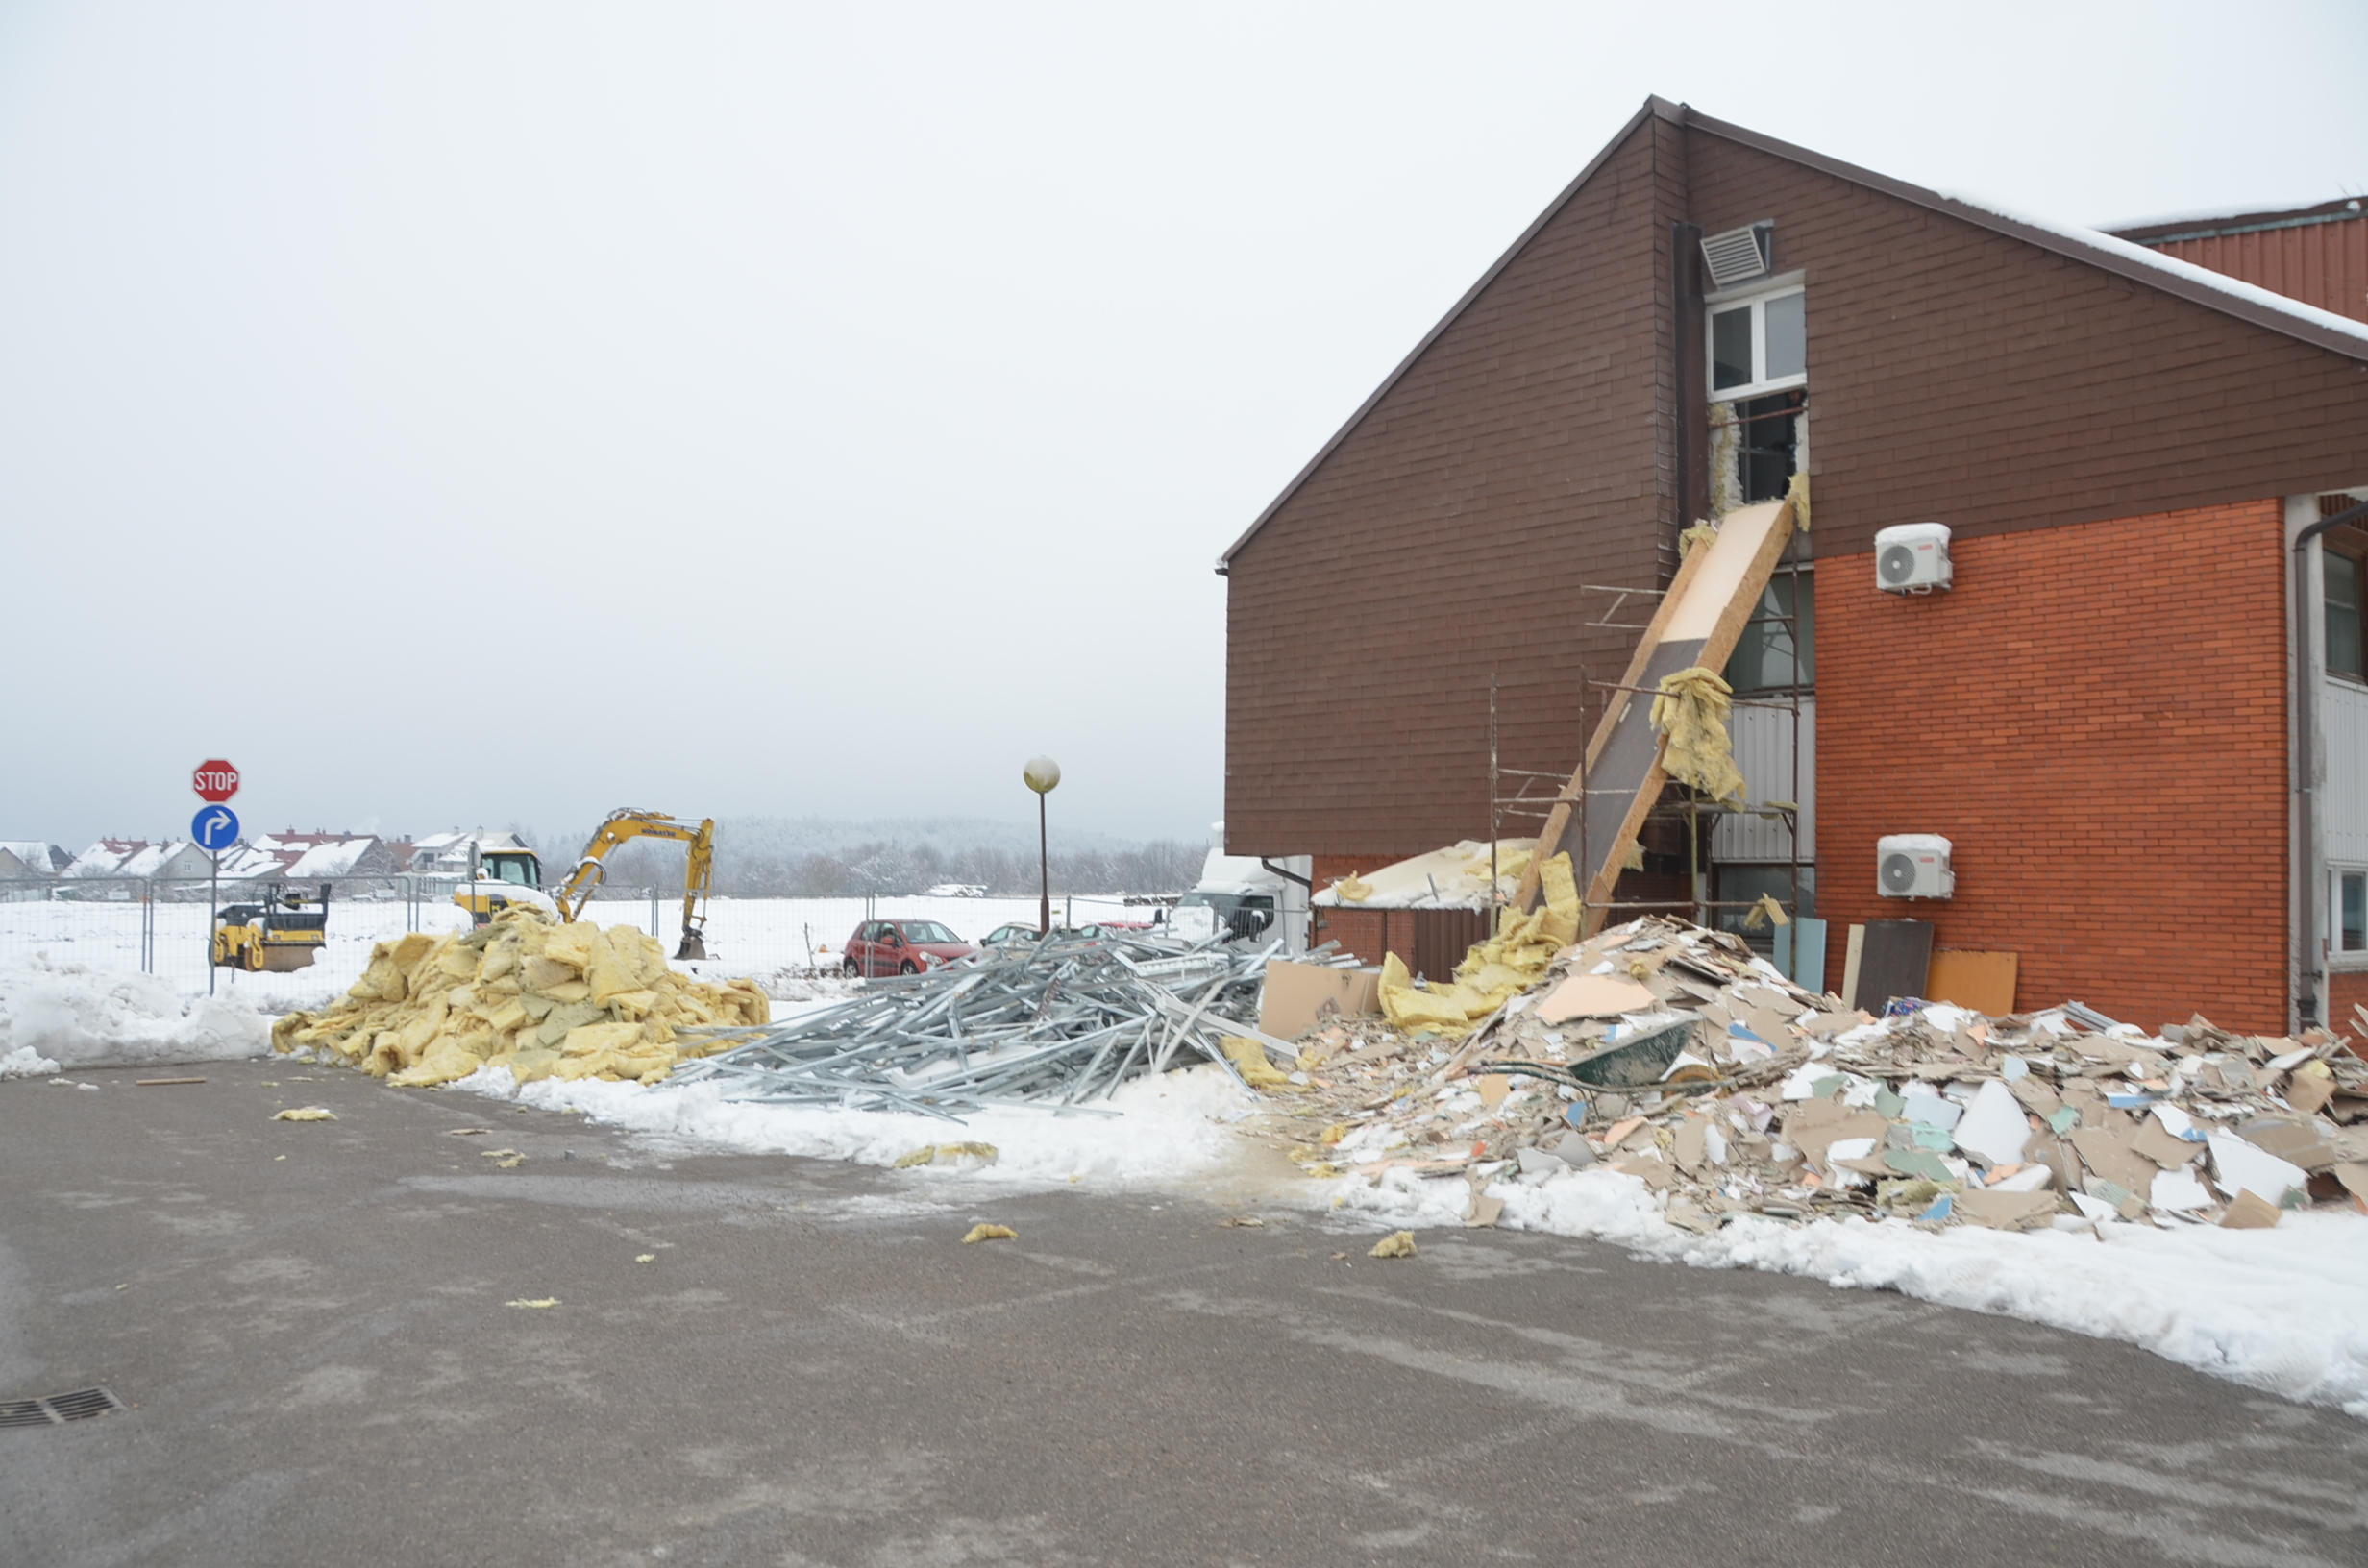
[1375,851,1583,1039]
[270,909,769,1088]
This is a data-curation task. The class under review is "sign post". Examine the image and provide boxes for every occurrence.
[191,760,241,994]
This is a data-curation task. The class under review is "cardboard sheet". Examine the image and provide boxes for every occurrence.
[1258,960,1381,1039]
[1535,972,1658,1024]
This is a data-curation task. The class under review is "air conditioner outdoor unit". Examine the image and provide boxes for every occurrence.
[1877,834,1955,899]
[1874,522,1953,593]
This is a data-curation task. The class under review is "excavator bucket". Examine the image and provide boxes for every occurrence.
[676,930,708,962]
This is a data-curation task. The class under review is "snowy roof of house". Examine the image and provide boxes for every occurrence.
[214,844,293,879]
[64,839,148,876]
[0,842,65,873]
[281,838,379,877]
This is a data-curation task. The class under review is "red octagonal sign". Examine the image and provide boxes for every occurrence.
[192,759,240,803]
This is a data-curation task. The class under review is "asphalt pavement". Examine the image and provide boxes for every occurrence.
[3,1059,2363,1567]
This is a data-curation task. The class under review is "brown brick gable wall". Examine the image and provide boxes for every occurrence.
[1224,116,1688,859]
[1681,133,2368,559]
[1815,501,2288,1033]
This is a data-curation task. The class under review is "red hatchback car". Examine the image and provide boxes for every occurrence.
[841,919,976,977]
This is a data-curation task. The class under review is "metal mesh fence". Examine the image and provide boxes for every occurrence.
[0,877,1162,1006]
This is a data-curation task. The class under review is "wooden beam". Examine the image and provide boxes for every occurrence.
[1512,497,1798,930]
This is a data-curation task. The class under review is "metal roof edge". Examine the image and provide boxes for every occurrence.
[1216,96,1682,570]
[1679,108,2368,365]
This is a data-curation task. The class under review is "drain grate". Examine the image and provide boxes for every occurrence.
[0,1387,126,1428]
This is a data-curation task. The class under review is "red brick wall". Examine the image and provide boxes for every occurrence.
[1816,501,2290,1033]
[2331,971,2368,1042]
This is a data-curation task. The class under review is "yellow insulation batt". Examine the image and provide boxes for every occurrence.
[1650,666,1747,804]
[270,908,769,1088]
[1376,852,1584,1039]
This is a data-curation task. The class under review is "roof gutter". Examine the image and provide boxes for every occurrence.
[2294,497,2368,1027]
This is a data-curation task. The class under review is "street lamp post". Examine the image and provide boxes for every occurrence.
[1024,755,1060,936]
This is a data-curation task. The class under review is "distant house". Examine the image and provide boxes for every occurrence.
[0,842,68,879]
[405,829,533,876]
[244,832,401,880]
[61,839,214,886]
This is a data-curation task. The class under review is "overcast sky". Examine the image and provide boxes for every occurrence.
[3,1,2361,851]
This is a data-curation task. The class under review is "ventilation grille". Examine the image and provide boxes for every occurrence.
[1701,223,1773,288]
[0,1387,126,1428]
[1877,543,1919,587]
[1879,853,1919,895]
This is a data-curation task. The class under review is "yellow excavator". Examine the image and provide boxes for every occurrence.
[452,809,716,960]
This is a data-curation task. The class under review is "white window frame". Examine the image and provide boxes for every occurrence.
[1707,278,1807,404]
[2334,865,2368,963]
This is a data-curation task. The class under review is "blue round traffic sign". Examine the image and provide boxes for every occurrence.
[191,805,240,853]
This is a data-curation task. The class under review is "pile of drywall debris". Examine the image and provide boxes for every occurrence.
[270,909,769,1087]
[1234,915,2368,1235]
[674,927,1294,1117]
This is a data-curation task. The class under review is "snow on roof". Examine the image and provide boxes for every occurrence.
[215,844,291,879]
[113,843,184,878]
[0,842,63,873]
[1936,187,2368,352]
[64,839,146,877]
[1311,839,1538,909]
[283,838,377,878]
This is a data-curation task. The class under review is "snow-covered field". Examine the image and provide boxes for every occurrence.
[0,892,1150,1010]
[10,951,2368,1422]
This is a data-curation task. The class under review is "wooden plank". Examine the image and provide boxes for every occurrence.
[1927,950,2019,1016]
[1509,526,1716,914]
[1513,498,1798,933]
[1840,924,1865,1013]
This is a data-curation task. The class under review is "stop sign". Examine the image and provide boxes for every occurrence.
[192,759,240,802]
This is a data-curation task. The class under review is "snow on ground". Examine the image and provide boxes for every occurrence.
[0,953,269,1073]
[1333,1162,2368,1419]
[445,1059,1260,1188]
[0,893,1150,1006]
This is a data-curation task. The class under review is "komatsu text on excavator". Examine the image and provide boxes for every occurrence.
[453,809,717,960]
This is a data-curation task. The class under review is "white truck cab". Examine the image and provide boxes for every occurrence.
[1164,822,1309,953]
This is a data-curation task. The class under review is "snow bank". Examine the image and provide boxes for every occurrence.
[0,954,270,1070]
[446,1060,1258,1188]
[1334,1164,2368,1418]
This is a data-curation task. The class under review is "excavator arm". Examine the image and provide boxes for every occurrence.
[555,809,717,960]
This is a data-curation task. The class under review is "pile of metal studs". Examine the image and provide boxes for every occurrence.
[674,928,1312,1118]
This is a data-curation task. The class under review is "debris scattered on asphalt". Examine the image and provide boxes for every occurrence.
[634,1254,654,1263]
[272,1107,336,1122]
[895,1141,1000,1169]
[962,1223,1017,1243]
[269,909,768,1087]
[505,1297,558,1309]
[482,1148,525,1168]
[675,928,1297,1117]
[135,1077,205,1086]
[1368,1230,1418,1259]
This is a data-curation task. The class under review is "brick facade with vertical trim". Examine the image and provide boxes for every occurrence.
[1815,502,2289,1032]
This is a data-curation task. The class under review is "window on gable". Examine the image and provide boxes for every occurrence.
[1708,286,1806,400]
[2327,546,2364,682]
[2340,870,2365,954]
